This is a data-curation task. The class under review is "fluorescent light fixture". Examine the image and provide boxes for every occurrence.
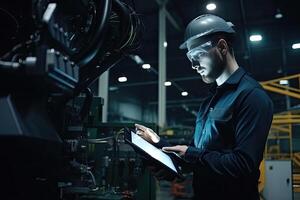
[279,80,288,85]
[129,54,144,65]
[206,3,216,11]
[275,13,283,19]
[249,34,262,42]
[164,81,172,86]
[275,9,283,19]
[109,86,118,91]
[142,64,151,69]
[292,43,300,49]
[118,76,127,82]
[164,41,168,48]
[181,91,188,96]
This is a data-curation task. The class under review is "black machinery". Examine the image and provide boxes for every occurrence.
[0,0,149,199]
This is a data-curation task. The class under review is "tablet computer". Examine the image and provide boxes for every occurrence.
[124,129,183,179]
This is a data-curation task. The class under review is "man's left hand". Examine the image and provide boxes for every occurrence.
[162,145,188,156]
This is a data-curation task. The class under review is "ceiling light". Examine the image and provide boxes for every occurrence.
[206,3,216,11]
[164,41,168,48]
[275,13,283,19]
[181,91,188,96]
[279,80,288,85]
[118,76,127,82]
[142,64,151,69]
[275,9,283,19]
[249,34,262,42]
[164,81,172,86]
[292,43,300,49]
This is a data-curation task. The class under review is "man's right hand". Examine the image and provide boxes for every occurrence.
[134,124,160,144]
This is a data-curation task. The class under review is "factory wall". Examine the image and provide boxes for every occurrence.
[108,90,158,123]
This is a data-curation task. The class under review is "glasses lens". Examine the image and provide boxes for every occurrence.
[187,49,207,62]
[186,41,212,62]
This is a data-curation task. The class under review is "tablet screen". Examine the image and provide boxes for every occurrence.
[131,131,177,173]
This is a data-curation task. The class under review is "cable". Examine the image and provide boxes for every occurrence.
[0,8,20,35]
[87,170,99,191]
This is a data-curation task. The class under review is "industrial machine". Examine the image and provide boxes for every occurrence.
[0,0,147,199]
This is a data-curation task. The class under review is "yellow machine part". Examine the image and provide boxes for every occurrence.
[258,159,265,193]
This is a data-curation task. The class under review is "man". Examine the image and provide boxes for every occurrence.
[135,14,273,200]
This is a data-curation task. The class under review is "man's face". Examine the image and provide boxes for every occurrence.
[187,40,225,84]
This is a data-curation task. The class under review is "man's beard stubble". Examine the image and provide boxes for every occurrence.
[200,51,224,84]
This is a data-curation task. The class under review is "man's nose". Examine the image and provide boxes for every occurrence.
[192,65,200,70]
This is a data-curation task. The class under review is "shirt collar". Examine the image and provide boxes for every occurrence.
[209,67,246,93]
[223,67,246,85]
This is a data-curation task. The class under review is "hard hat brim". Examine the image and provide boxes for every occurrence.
[179,42,187,49]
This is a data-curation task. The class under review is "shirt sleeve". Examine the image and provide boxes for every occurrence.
[183,88,273,178]
[155,138,172,149]
[154,131,196,149]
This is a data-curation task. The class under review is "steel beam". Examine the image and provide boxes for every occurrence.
[155,0,182,31]
[98,70,109,122]
[158,2,167,128]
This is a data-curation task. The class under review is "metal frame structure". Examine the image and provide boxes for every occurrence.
[261,73,300,99]
[261,74,300,192]
[260,73,300,160]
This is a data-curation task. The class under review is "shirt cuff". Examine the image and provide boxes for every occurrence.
[154,138,171,149]
[184,146,205,164]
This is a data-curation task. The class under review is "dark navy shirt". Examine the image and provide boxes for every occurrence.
[157,67,273,199]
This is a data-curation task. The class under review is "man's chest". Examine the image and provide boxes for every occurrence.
[194,89,240,150]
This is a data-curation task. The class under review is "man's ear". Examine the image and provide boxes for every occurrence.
[217,39,228,56]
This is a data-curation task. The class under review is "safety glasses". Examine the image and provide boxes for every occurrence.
[186,41,213,63]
